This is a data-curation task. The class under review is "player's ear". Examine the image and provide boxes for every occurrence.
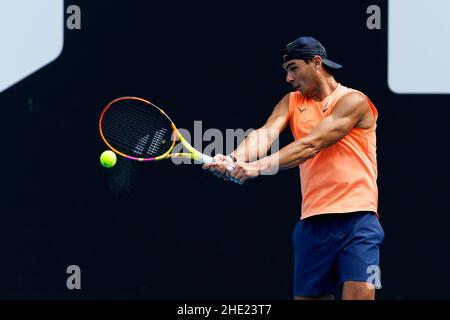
[313,55,322,70]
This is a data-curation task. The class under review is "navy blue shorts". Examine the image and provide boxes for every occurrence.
[292,211,385,297]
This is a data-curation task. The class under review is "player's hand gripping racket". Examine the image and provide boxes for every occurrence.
[98,96,236,174]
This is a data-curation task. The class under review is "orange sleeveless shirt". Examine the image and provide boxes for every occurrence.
[288,84,378,219]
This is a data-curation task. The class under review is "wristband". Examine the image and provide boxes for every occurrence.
[227,154,237,162]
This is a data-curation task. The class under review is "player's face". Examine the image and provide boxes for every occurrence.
[283,59,317,97]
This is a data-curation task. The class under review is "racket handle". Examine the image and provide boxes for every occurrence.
[201,154,240,184]
[200,154,234,171]
[200,154,213,164]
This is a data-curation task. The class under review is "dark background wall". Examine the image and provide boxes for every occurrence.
[1,0,449,299]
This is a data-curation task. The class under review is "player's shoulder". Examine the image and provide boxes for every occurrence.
[281,92,291,102]
[281,91,305,107]
[334,90,370,115]
[274,92,292,110]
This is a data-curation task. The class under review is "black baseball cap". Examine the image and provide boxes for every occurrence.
[282,36,343,69]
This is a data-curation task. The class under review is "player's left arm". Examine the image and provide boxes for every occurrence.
[229,92,374,183]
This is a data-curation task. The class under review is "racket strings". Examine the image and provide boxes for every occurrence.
[102,117,172,157]
[106,103,168,129]
[119,102,169,127]
[101,128,165,155]
[101,100,174,158]
[102,109,169,143]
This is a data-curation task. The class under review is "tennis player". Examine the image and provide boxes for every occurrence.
[203,36,384,300]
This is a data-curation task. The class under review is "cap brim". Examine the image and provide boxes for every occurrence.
[322,59,343,69]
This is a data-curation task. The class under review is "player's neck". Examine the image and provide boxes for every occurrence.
[311,77,339,102]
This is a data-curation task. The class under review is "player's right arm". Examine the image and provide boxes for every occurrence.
[231,93,290,162]
[203,93,290,177]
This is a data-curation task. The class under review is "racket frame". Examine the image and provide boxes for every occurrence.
[99,96,211,163]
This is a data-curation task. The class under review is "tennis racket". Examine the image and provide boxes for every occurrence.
[99,96,235,171]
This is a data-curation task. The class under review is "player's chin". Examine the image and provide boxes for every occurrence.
[297,88,305,95]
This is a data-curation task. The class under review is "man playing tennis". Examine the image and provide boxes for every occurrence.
[203,36,384,300]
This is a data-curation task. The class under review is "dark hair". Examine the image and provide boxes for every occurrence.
[304,58,335,76]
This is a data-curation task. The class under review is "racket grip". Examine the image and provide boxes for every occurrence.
[201,154,240,184]
[199,154,213,164]
[200,154,234,171]
[225,155,236,172]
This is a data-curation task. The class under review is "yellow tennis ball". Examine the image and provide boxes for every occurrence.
[100,150,117,168]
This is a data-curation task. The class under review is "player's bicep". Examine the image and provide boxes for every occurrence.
[303,93,368,149]
[307,115,355,149]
